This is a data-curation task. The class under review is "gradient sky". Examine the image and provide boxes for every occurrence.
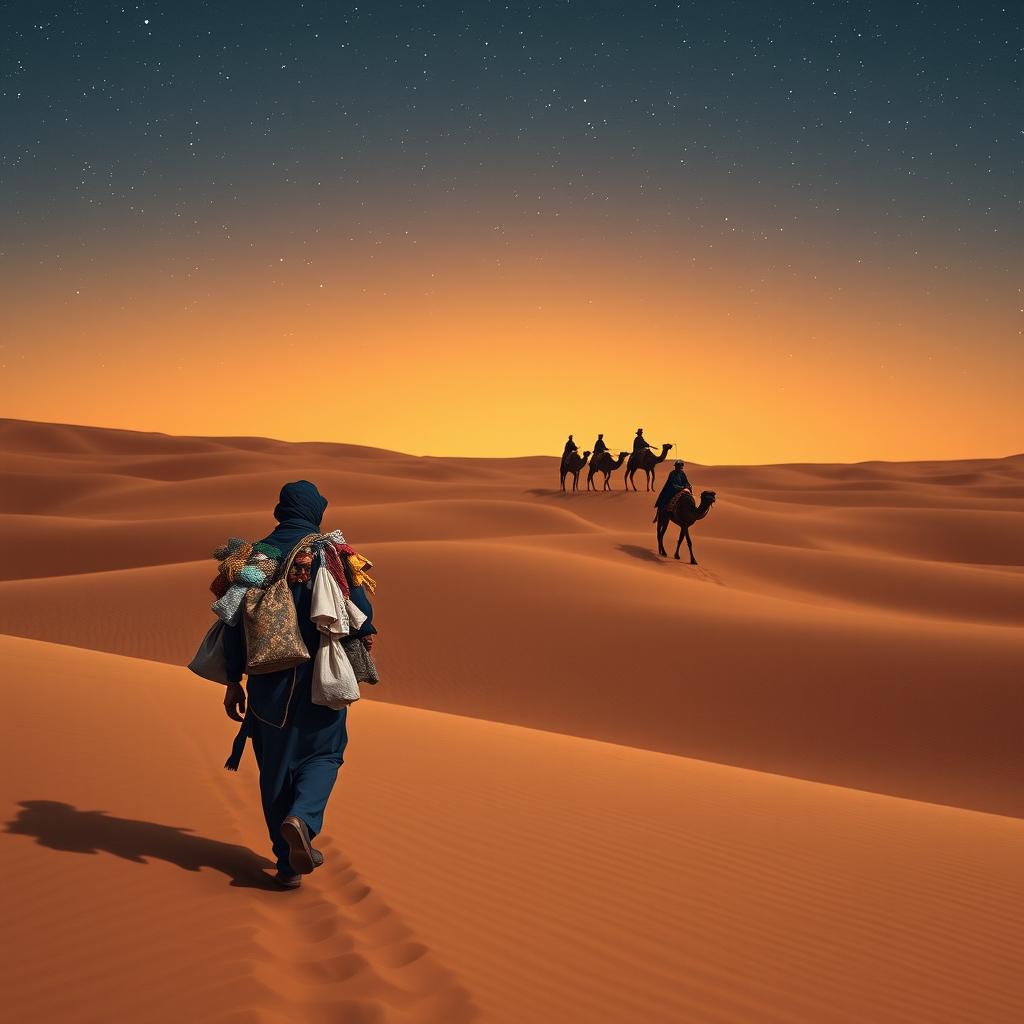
[1,1,1021,462]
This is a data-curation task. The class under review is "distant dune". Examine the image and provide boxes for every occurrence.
[2,418,1023,1022]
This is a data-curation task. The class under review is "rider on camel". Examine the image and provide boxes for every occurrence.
[654,460,693,514]
[633,428,654,454]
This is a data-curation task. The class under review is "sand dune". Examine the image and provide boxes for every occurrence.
[0,537,1021,814]
[3,417,1023,1020]
[3,634,1023,1023]
[1,417,1021,815]
[0,500,599,580]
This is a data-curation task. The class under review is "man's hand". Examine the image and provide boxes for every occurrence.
[363,635,375,651]
[224,682,246,722]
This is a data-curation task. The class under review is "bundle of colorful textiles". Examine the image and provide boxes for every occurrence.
[335,545,376,594]
[209,537,282,624]
[208,532,375,626]
[285,533,375,597]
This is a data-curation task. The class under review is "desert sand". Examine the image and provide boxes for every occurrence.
[2,417,1023,1022]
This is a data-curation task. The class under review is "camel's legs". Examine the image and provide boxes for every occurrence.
[674,526,684,559]
[685,528,696,565]
[657,515,669,556]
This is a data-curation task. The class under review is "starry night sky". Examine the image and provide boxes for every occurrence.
[2,1,1021,461]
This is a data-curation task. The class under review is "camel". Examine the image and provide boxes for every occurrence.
[560,450,591,492]
[655,490,717,563]
[625,443,673,491]
[586,450,629,491]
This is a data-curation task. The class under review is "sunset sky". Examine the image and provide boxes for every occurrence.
[2,2,1021,462]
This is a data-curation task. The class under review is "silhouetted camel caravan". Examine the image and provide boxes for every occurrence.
[561,431,673,493]
[655,490,717,563]
[558,432,717,563]
[587,451,629,490]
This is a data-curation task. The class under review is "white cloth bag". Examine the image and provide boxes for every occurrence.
[309,565,360,708]
[313,634,360,709]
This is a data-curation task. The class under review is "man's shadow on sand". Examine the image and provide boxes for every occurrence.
[5,800,278,890]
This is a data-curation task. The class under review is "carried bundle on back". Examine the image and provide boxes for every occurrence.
[200,529,379,699]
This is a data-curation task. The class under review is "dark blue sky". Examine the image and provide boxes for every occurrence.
[2,1,1019,270]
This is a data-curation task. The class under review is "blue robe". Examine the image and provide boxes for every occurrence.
[654,468,691,510]
[221,480,377,874]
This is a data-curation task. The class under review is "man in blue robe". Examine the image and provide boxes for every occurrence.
[654,460,693,512]
[221,480,377,889]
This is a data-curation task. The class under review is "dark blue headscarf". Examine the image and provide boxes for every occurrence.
[252,477,376,646]
[256,480,329,558]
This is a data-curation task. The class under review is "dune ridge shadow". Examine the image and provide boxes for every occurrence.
[4,800,277,889]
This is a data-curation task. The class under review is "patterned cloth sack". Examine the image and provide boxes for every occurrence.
[243,533,319,674]
[341,637,379,684]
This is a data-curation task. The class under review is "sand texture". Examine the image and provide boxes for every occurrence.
[2,417,1023,1022]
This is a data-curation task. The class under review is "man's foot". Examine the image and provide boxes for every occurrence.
[273,870,302,889]
[280,815,316,874]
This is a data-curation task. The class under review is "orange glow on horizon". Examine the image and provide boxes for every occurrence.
[4,233,1021,464]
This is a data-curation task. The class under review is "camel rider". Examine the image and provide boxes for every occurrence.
[562,435,578,462]
[633,428,654,454]
[655,460,693,512]
[593,434,609,459]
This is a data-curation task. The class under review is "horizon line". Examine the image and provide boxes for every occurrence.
[2,416,1021,469]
